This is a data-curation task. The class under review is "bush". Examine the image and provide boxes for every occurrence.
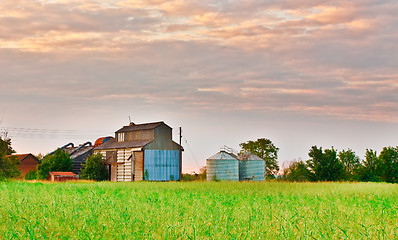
[37,149,73,179]
[80,154,108,181]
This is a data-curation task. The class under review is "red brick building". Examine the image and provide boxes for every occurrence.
[12,154,40,177]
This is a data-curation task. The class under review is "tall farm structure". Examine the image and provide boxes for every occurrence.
[94,121,183,182]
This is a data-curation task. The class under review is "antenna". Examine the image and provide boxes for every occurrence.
[128,116,131,124]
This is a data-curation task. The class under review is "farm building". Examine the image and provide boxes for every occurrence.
[47,142,97,175]
[62,142,95,174]
[49,172,79,182]
[94,121,183,182]
[206,150,239,181]
[238,152,265,181]
[8,153,40,178]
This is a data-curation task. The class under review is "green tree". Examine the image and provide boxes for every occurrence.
[307,146,343,181]
[284,160,310,182]
[0,134,20,180]
[378,146,398,183]
[80,153,108,181]
[0,133,15,155]
[37,149,73,179]
[240,138,279,178]
[338,149,361,181]
[358,149,381,182]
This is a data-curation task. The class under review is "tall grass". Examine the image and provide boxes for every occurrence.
[0,181,397,239]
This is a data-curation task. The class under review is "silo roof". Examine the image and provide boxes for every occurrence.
[207,151,238,160]
[239,152,264,161]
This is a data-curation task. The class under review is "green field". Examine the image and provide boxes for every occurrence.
[0,181,397,239]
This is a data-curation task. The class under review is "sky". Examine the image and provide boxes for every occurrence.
[0,0,397,173]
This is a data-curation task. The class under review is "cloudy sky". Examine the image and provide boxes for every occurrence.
[1,0,397,173]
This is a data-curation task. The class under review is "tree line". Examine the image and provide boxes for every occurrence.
[283,146,398,183]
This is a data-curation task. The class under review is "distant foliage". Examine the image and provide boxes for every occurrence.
[0,132,15,155]
[0,135,20,180]
[37,149,73,179]
[338,149,361,181]
[182,167,206,181]
[357,149,381,182]
[240,138,279,178]
[283,160,310,182]
[378,146,398,183]
[307,146,343,181]
[282,146,398,183]
[80,153,108,181]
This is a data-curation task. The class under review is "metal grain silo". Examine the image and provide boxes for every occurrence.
[239,152,265,181]
[206,150,239,181]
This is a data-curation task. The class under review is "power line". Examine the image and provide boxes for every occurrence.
[1,126,112,140]
[182,136,202,170]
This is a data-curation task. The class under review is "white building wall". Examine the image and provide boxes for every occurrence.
[117,149,133,182]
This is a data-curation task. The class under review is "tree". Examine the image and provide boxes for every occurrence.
[378,146,398,183]
[338,149,361,181]
[0,133,20,180]
[283,160,310,182]
[0,131,15,155]
[37,149,73,179]
[240,138,279,178]
[307,146,343,181]
[358,149,381,182]
[80,153,108,181]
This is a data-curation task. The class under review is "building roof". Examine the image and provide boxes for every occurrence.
[63,143,94,159]
[94,138,153,150]
[94,136,113,147]
[207,150,238,160]
[115,121,166,133]
[8,153,40,163]
[238,152,264,161]
[49,172,77,176]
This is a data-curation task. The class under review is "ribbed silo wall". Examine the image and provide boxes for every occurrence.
[144,150,180,181]
[206,159,239,181]
[239,160,265,181]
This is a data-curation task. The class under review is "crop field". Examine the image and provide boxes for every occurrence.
[0,181,397,239]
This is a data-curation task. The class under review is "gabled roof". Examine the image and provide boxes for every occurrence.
[94,138,153,150]
[115,121,166,133]
[8,153,40,163]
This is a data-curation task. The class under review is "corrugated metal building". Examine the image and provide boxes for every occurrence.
[62,142,95,175]
[206,150,239,181]
[94,121,183,181]
[238,152,265,181]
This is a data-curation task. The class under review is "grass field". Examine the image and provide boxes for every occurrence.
[0,181,397,239]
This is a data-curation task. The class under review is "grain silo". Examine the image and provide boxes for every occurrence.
[206,150,239,181]
[238,152,265,181]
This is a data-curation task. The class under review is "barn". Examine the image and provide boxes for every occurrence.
[94,121,183,181]
[9,153,40,178]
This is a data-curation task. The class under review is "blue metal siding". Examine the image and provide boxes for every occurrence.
[239,160,265,181]
[206,159,239,181]
[144,150,180,181]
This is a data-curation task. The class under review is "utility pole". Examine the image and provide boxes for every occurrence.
[179,127,183,180]
[179,127,182,146]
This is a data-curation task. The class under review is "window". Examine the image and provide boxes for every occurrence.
[118,133,124,142]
